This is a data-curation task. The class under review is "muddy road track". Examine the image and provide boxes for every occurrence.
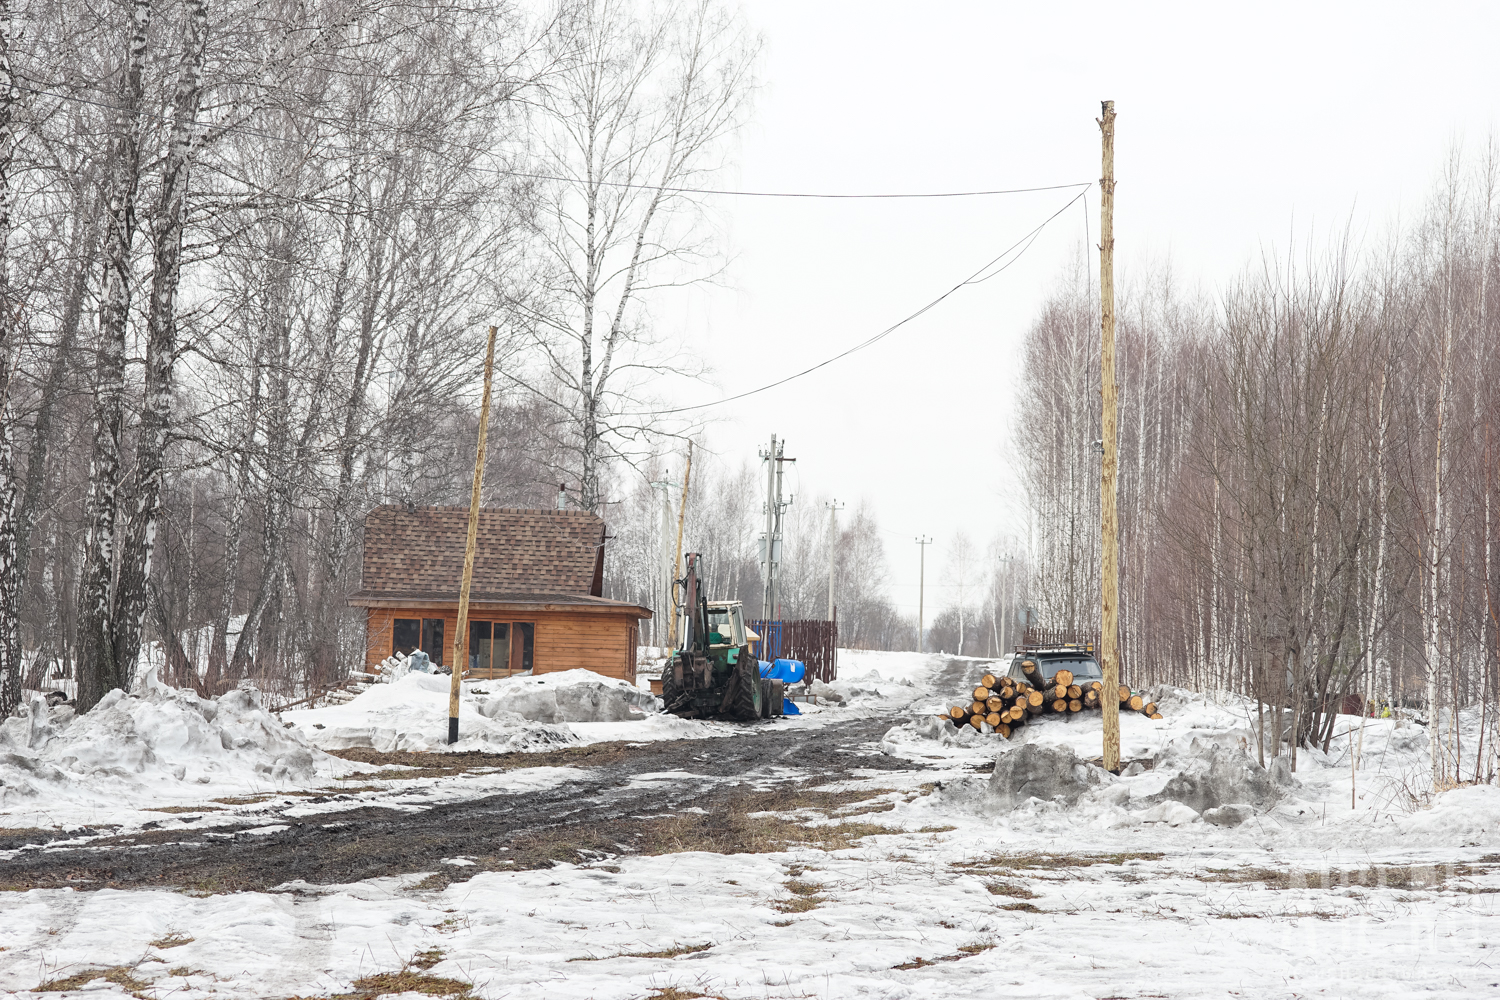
[0,658,999,894]
[1,715,931,894]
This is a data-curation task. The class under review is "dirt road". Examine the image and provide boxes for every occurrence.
[0,657,997,894]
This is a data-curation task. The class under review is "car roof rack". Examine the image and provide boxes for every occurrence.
[1013,641,1096,654]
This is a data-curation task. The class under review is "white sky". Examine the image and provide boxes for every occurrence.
[649,0,1500,617]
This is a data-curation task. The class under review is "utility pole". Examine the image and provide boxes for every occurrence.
[651,472,675,649]
[915,535,932,653]
[669,441,693,647]
[825,500,845,621]
[450,326,497,745]
[1098,99,1122,773]
[759,435,794,620]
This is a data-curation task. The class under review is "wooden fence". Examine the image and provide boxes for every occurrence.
[748,619,838,682]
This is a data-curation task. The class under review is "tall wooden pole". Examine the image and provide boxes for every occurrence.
[449,326,497,744]
[666,440,693,649]
[1098,100,1121,772]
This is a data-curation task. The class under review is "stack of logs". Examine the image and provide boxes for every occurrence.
[944,658,1163,738]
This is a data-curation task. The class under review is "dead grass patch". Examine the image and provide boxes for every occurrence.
[985,881,1036,899]
[571,942,713,961]
[37,966,152,996]
[954,850,1164,878]
[1000,902,1042,912]
[143,806,222,814]
[918,825,957,833]
[211,794,276,805]
[410,948,445,970]
[332,970,474,999]
[893,942,994,969]
[638,989,724,1000]
[149,932,194,949]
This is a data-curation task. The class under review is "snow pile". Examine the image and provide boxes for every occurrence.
[0,673,352,827]
[283,672,576,753]
[987,743,1112,808]
[475,669,658,724]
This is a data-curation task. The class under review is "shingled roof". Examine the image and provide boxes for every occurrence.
[350,505,608,604]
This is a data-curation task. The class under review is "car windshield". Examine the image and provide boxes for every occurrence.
[1041,657,1101,679]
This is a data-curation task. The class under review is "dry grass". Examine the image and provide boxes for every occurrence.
[571,942,714,961]
[36,966,152,996]
[1000,902,1042,912]
[893,942,995,969]
[917,825,957,833]
[638,989,725,1000]
[149,932,194,949]
[143,806,222,814]
[211,794,277,805]
[410,948,445,970]
[985,881,1036,899]
[332,970,474,998]
[954,850,1164,877]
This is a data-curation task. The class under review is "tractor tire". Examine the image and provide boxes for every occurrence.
[731,658,763,721]
[770,679,785,717]
[661,666,686,715]
[759,678,773,718]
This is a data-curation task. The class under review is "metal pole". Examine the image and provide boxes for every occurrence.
[916,535,932,653]
[1099,99,1122,773]
[450,325,497,745]
[761,434,776,619]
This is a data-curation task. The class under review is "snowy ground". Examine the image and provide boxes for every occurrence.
[3,651,1498,998]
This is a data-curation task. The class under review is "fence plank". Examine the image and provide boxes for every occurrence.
[748,619,838,682]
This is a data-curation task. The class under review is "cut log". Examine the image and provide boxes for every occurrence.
[1083,689,1100,708]
[985,711,1003,728]
[1149,713,1163,720]
[1026,690,1044,709]
[997,723,1011,739]
[970,700,986,715]
[969,714,983,730]
[972,686,991,702]
[1142,702,1158,716]
[1067,684,1082,699]
[1051,684,1068,700]
[1022,660,1042,682]
[981,673,998,689]
[986,696,1005,712]
[948,706,966,720]
[1118,685,1131,703]
[1068,698,1082,712]
[1050,698,1068,713]
[1128,694,1144,712]
[1089,681,1103,693]
[1052,669,1074,688]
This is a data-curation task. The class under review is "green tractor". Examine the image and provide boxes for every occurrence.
[660,553,785,720]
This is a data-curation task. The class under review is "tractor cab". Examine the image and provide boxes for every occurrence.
[705,601,749,649]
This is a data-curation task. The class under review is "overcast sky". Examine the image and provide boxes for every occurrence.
[650,1,1500,618]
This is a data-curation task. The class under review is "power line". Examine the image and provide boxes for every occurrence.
[638,184,1090,417]
[13,80,1089,201]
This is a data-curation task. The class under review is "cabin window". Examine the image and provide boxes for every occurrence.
[393,618,420,657]
[464,620,533,675]
[421,618,445,664]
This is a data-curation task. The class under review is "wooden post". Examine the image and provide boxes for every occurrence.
[1098,100,1121,773]
[666,440,693,650]
[449,325,497,744]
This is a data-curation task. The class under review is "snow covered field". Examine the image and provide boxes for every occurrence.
[2,651,1498,998]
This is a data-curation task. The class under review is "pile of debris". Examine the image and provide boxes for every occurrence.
[944,659,1162,738]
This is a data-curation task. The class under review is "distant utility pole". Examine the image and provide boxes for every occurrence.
[450,326,497,745]
[825,500,845,621]
[651,473,675,649]
[1098,99,1122,773]
[915,535,933,653]
[759,435,794,619]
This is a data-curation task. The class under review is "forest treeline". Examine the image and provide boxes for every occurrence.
[1017,152,1500,783]
[0,0,781,713]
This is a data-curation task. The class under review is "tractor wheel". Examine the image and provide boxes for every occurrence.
[770,679,785,717]
[661,666,685,715]
[759,678,773,718]
[731,658,763,721]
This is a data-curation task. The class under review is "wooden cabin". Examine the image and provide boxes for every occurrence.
[349,505,651,683]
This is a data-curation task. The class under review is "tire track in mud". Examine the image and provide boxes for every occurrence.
[1,715,924,893]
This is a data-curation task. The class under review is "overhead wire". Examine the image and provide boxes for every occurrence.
[635,184,1091,417]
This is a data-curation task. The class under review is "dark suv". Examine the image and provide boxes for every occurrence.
[1004,646,1103,684]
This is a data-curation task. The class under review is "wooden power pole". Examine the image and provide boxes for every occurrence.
[449,325,498,745]
[666,440,693,649]
[1098,100,1121,772]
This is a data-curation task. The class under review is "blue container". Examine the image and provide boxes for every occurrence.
[770,658,806,684]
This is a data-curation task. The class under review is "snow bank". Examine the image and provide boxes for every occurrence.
[0,672,354,828]
[283,672,576,753]
[474,669,658,724]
